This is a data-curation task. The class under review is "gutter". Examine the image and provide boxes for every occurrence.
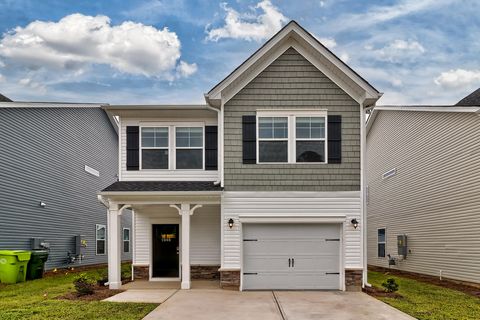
[205,100,222,186]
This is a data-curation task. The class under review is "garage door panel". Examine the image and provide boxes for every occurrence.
[293,239,339,253]
[243,255,291,272]
[291,273,340,290]
[292,255,340,271]
[243,240,296,255]
[243,273,292,290]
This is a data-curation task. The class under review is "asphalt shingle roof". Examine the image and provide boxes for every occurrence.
[455,88,480,106]
[102,181,222,192]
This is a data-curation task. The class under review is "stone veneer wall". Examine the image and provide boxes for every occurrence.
[133,265,149,280]
[220,270,240,290]
[191,265,220,280]
[345,269,363,291]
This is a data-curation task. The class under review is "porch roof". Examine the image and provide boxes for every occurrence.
[101,181,223,192]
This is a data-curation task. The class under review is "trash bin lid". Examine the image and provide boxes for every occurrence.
[0,250,32,261]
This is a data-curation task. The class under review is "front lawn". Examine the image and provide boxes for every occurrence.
[368,271,480,320]
[0,266,157,320]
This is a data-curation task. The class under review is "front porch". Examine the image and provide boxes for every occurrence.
[98,181,222,290]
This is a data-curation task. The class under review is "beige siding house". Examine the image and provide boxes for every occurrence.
[366,90,480,285]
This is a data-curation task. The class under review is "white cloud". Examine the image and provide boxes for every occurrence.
[18,77,46,92]
[0,73,4,82]
[434,69,480,89]
[176,61,198,78]
[206,0,288,42]
[0,13,196,79]
[372,39,425,63]
[317,37,336,49]
[339,52,350,63]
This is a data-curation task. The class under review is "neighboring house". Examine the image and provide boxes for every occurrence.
[366,88,480,285]
[99,21,382,291]
[0,100,132,269]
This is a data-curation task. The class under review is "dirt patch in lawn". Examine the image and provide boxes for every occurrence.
[363,286,403,299]
[57,285,124,301]
[369,266,480,298]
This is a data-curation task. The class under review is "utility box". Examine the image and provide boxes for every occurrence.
[74,235,87,256]
[31,238,49,250]
[397,235,408,257]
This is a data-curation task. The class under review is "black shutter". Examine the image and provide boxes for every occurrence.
[126,126,139,170]
[205,126,218,170]
[242,115,256,164]
[328,115,342,164]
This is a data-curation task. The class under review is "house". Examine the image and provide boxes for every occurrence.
[99,21,382,291]
[0,99,132,270]
[366,88,480,286]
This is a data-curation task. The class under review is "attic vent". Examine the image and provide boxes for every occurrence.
[382,168,396,179]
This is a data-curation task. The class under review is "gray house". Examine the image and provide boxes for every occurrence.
[366,88,480,285]
[99,21,382,291]
[0,99,131,269]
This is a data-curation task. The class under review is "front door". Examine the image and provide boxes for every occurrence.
[152,224,179,278]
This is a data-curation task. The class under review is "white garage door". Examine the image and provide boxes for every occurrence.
[242,223,341,290]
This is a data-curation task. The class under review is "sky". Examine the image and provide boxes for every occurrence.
[0,0,478,105]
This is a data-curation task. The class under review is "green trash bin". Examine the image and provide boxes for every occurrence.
[0,250,31,284]
[27,250,49,280]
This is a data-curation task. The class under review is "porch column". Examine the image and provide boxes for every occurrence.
[107,204,122,289]
[180,203,191,289]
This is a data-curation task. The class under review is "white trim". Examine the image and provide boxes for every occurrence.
[84,165,99,177]
[140,126,170,170]
[123,228,131,253]
[174,126,205,170]
[377,227,387,258]
[239,216,346,223]
[95,224,106,256]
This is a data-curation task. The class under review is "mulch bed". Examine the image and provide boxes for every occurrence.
[57,285,124,301]
[369,266,480,298]
[363,286,403,299]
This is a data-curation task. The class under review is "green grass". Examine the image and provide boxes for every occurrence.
[368,271,480,320]
[0,266,157,320]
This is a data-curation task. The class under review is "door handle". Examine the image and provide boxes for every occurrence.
[292,258,294,267]
[288,258,291,267]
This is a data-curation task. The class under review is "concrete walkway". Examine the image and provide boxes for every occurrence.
[105,288,415,320]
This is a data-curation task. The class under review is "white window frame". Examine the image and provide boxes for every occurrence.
[256,110,328,164]
[294,115,327,164]
[377,227,386,258]
[257,116,289,163]
[123,228,130,253]
[174,126,205,170]
[139,126,170,170]
[96,224,106,256]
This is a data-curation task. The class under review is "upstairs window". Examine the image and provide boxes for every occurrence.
[295,117,326,163]
[378,228,386,258]
[258,117,288,162]
[175,127,203,169]
[141,127,169,169]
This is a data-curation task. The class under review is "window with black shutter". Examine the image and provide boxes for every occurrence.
[327,115,342,164]
[242,115,256,164]
[126,126,139,170]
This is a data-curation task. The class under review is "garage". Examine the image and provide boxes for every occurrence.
[242,223,341,290]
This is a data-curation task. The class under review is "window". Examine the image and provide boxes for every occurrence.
[295,117,326,162]
[96,224,106,255]
[258,117,288,162]
[378,228,386,258]
[141,127,169,169]
[123,228,130,253]
[175,127,203,169]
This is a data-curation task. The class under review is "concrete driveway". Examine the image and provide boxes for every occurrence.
[113,289,414,320]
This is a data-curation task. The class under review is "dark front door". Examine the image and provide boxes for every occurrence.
[152,224,179,278]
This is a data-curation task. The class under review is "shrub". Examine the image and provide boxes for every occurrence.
[382,278,399,293]
[73,273,96,296]
[96,269,108,286]
[121,264,132,281]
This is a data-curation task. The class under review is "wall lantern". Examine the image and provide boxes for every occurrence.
[228,218,234,229]
[351,218,359,229]
[39,201,47,208]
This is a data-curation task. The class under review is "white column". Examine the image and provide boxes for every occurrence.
[108,204,122,289]
[180,203,191,289]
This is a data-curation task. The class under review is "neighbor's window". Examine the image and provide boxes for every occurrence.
[141,127,169,169]
[175,127,203,169]
[258,117,288,162]
[295,117,326,162]
[96,224,106,255]
[378,228,386,258]
[123,228,130,253]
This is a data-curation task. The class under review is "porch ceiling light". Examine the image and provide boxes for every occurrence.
[351,218,359,229]
[39,201,46,208]
[228,218,234,229]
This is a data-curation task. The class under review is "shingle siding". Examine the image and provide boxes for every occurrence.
[0,107,131,269]
[223,48,360,191]
[367,110,480,284]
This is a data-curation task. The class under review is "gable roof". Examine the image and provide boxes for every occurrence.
[456,88,480,106]
[205,20,382,108]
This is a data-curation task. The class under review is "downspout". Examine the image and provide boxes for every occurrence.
[205,102,222,186]
[361,102,372,288]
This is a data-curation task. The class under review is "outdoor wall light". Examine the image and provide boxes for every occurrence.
[228,218,234,229]
[351,218,359,229]
[39,201,46,208]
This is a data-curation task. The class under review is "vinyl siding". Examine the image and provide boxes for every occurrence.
[222,191,362,269]
[120,117,219,181]
[223,48,360,191]
[133,205,220,267]
[0,107,131,269]
[367,110,480,284]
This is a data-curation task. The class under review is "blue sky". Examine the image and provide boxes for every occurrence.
[0,0,478,105]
